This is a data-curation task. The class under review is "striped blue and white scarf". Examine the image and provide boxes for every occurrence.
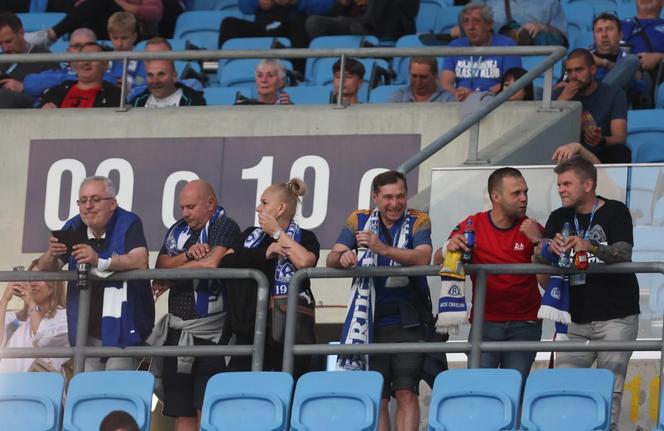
[337,208,411,371]
[163,206,225,317]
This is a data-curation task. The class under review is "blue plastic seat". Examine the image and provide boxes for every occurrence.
[562,0,618,16]
[63,371,155,431]
[0,372,64,431]
[135,38,188,51]
[435,5,462,34]
[626,110,664,161]
[185,0,240,11]
[203,86,251,105]
[174,11,243,50]
[563,3,595,33]
[521,55,564,94]
[656,82,664,109]
[220,37,291,68]
[17,13,65,32]
[291,371,383,431]
[283,85,332,104]
[393,35,426,85]
[417,0,444,33]
[200,371,293,431]
[521,368,615,431]
[428,369,522,431]
[305,35,380,84]
[368,84,403,103]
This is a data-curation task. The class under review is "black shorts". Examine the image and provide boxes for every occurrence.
[369,324,425,399]
[161,337,226,417]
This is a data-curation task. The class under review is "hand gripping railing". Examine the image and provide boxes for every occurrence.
[281,262,664,384]
[0,268,269,374]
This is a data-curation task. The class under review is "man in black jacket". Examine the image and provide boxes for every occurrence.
[131,59,206,107]
[40,42,120,108]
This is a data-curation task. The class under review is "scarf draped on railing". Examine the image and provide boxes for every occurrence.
[435,250,468,335]
[163,206,225,317]
[337,208,411,371]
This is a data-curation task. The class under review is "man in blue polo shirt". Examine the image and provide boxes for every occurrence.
[441,2,522,102]
[621,0,664,72]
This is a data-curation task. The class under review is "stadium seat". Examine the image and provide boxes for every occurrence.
[417,0,445,33]
[185,0,240,12]
[435,5,462,34]
[290,370,383,431]
[283,85,332,104]
[656,82,664,109]
[521,55,565,95]
[368,84,403,103]
[220,37,291,68]
[520,368,614,431]
[305,35,380,84]
[393,35,426,85]
[428,368,522,431]
[135,38,188,51]
[562,0,619,15]
[627,110,664,162]
[203,86,251,105]
[50,39,69,53]
[632,226,664,315]
[17,13,65,32]
[63,371,155,431]
[0,372,64,431]
[571,29,595,50]
[200,371,293,431]
[616,1,636,20]
[563,3,595,34]
[174,11,243,50]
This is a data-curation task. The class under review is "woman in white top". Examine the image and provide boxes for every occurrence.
[0,260,68,373]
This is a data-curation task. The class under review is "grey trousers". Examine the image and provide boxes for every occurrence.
[84,337,138,371]
[556,314,639,431]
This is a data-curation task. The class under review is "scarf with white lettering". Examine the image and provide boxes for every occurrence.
[435,250,468,334]
[336,208,411,371]
[244,220,302,297]
[163,206,225,317]
[537,274,570,337]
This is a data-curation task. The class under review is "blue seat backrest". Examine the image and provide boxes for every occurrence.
[0,372,64,431]
[174,11,243,50]
[428,368,522,431]
[17,13,66,32]
[368,84,404,103]
[291,371,384,431]
[203,86,251,105]
[417,0,444,33]
[283,85,333,105]
[200,371,294,431]
[305,35,380,83]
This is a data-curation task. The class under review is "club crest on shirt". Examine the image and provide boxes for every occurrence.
[513,242,525,251]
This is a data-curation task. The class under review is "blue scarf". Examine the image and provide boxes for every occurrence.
[243,220,302,297]
[337,208,411,371]
[163,206,225,317]
[65,208,154,347]
[538,275,571,336]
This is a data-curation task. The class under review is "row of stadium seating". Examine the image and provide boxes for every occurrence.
[3,367,653,430]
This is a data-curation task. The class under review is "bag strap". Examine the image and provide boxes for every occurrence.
[633,18,656,52]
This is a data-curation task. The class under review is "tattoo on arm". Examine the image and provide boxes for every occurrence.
[595,241,632,263]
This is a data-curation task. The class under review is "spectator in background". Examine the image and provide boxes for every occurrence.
[390,56,454,102]
[23,27,97,101]
[40,42,121,108]
[481,0,567,46]
[621,0,664,73]
[0,12,58,108]
[440,2,522,102]
[306,0,419,40]
[591,12,647,104]
[332,57,364,104]
[131,59,206,107]
[106,12,146,93]
[235,59,292,105]
[556,49,630,164]
[500,67,534,101]
[24,0,162,46]
[99,410,139,431]
[0,260,68,374]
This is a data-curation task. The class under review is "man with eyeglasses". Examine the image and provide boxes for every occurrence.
[38,176,154,371]
[389,57,454,103]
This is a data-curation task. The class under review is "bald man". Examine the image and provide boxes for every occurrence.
[151,180,239,431]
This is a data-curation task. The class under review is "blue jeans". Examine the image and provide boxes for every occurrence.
[469,320,542,382]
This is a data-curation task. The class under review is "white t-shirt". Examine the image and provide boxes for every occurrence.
[144,88,183,108]
[0,308,69,373]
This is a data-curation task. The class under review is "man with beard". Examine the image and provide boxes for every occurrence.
[130,58,206,107]
[434,167,544,383]
[556,48,630,164]
[389,57,454,103]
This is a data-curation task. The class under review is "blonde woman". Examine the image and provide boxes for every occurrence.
[221,178,319,377]
[0,260,68,373]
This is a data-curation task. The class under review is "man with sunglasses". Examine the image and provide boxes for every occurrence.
[38,176,154,371]
[621,0,664,72]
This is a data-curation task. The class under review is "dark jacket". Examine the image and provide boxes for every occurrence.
[130,82,207,107]
[39,80,121,108]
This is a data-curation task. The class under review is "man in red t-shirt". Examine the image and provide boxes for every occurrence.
[40,42,120,109]
[434,167,543,381]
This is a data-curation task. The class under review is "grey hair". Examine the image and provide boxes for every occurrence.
[79,176,116,197]
[461,1,493,23]
[256,58,287,82]
[70,27,97,43]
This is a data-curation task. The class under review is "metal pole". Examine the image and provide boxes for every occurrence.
[250,271,270,371]
[336,54,346,109]
[282,269,308,374]
[73,264,91,373]
[118,56,128,110]
[542,65,553,110]
[469,269,487,368]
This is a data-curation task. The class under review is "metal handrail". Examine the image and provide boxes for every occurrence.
[0,268,270,373]
[281,262,664,374]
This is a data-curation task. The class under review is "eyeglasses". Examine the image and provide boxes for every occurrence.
[76,196,114,206]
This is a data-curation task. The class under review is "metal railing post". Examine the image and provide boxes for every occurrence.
[73,263,91,373]
[542,65,553,110]
[336,54,346,109]
[118,56,129,111]
[251,271,270,371]
[469,268,487,368]
[282,269,308,374]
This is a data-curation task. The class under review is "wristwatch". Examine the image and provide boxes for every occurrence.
[590,239,600,255]
[271,230,282,241]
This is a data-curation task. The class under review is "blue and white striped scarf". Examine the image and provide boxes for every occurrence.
[244,220,302,297]
[163,206,225,317]
[337,208,411,371]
